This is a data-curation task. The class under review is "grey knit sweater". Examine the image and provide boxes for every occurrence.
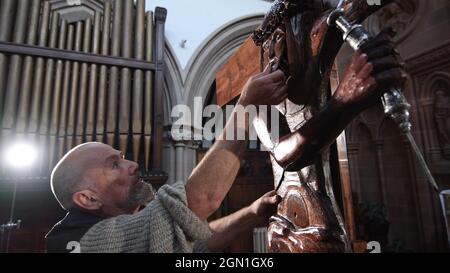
[80,181,212,253]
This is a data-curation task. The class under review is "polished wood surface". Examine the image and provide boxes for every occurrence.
[216,37,261,107]
[250,0,392,253]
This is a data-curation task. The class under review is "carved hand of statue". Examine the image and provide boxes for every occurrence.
[249,190,282,227]
[331,28,407,115]
[238,64,289,107]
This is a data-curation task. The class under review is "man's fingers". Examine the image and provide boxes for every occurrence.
[266,69,286,83]
[262,193,282,205]
[254,63,273,80]
[271,83,288,104]
[270,195,282,204]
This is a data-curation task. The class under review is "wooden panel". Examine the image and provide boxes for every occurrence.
[216,37,260,107]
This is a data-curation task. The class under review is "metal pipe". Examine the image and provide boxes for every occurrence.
[40,12,59,135]
[67,21,83,151]
[97,1,111,143]
[0,0,16,118]
[76,17,92,145]
[152,8,167,171]
[144,11,154,171]
[39,10,59,174]
[106,0,123,147]
[405,132,439,191]
[28,1,50,134]
[58,24,74,159]
[132,0,145,162]
[86,12,101,141]
[49,19,68,169]
[26,1,49,174]
[119,0,133,155]
[16,0,41,133]
[2,0,29,131]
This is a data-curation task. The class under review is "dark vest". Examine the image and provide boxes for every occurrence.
[45,208,104,253]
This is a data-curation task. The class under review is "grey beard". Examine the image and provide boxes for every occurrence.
[126,182,156,208]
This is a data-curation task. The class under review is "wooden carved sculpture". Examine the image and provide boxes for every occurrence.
[251,0,400,252]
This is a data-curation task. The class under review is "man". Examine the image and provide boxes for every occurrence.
[46,66,288,253]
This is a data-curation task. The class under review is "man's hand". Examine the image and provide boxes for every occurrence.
[205,190,281,252]
[186,65,288,221]
[239,65,289,107]
[332,28,407,114]
[248,190,281,227]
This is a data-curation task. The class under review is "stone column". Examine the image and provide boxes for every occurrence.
[373,139,388,206]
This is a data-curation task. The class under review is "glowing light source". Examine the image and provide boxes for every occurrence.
[4,142,37,169]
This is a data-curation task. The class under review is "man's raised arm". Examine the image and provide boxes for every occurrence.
[185,66,288,221]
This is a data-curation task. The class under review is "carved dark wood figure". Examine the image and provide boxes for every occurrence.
[251,0,406,252]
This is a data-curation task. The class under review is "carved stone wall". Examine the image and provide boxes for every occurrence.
[338,0,450,252]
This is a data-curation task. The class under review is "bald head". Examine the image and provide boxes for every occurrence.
[51,142,108,210]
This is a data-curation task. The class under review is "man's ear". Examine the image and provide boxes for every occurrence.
[72,190,102,211]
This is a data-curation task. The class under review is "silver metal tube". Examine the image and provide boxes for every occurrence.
[132,0,145,162]
[58,24,74,159]
[67,21,83,151]
[16,0,41,133]
[76,17,92,145]
[97,1,111,143]
[40,12,59,135]
[144,11,154,171]
[405,132,439,191]
[119,0,133,154]
[0,0,15,41]
[106,0,123,147]
[28,1,50,134]
[50,19,68,136]
[2,0,29,130]
[38,10,59,174]
[0,0,16,115]
[86,12,101,141]
[49,19,67,169]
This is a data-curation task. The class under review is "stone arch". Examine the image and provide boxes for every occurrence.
[365,0,426,44]
[182,14,265,108]
[161,13,265,182]
[162,13,265,121]
[422,72,450,160]
[422,72,450,100]
[347,119,374,143]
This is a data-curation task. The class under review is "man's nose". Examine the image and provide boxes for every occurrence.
[128,160,139,175]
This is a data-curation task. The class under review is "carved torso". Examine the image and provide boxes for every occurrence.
[252,0,394,253]
[268,102,348,252]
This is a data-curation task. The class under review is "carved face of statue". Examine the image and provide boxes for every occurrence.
[255,0,319,106]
